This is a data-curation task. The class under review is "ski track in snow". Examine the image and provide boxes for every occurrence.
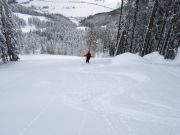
[0,55,180,135]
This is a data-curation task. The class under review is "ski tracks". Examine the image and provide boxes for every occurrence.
[72,68,136,135]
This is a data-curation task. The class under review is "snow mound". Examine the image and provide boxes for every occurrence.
[143,52,165,64]
[111,53,147,66]
[111,50,180,66]
[144,51,180,66]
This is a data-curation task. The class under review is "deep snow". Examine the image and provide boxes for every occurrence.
[0,53,180,135]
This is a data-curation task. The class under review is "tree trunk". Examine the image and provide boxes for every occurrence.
[114,0,124,56]
[114,30,126,55]
[156,12,168,51]
[161,24,174,57]
[140,0,159,57]
[129,0,139,53]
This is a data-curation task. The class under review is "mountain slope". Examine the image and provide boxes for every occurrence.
[80,7,120,26]
[16,0,120,18]
[10,3,86,56]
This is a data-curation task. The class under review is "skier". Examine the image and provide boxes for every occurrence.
[84,50,92,63]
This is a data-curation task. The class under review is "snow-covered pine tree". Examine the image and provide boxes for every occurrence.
[0,0,19,61]
[0,1,8,62]
[0,25,7,63]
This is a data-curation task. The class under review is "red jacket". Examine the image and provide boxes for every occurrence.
[84,51,92,59]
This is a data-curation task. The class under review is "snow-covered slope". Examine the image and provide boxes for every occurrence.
[16,0,120,17]
[14,13,48,32]
[0,53,180,135]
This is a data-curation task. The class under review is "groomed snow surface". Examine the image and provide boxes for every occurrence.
[0,52,180,135]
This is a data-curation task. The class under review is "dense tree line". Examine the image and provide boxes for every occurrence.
[114,0,180,59]
[14,14,86,56]
[81,0,179,59]
[0,0,19,63]
[8,2,87,56]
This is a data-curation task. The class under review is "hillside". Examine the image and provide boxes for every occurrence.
[80,7,120,26]
[16,0,120,18]
[10,3,86,56]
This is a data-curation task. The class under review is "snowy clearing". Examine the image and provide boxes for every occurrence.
[0,53,180,135]
[14,13,47,23]
[14,13,48,33]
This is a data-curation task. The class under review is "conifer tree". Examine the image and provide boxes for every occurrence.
[0,0,19,62]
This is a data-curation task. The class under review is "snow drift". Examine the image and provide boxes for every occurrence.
[112,51,180,66]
